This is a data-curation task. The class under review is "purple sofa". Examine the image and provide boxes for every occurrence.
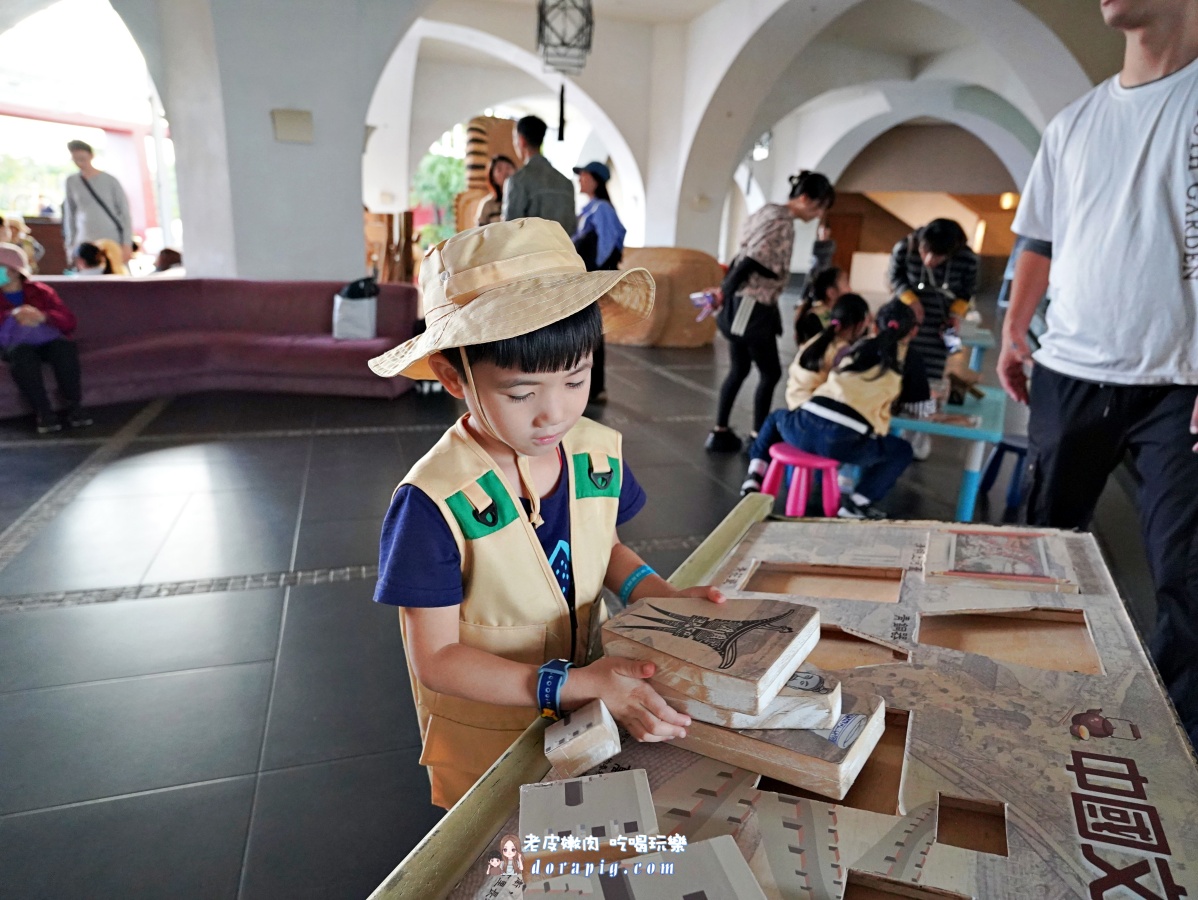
[0,277,418,419]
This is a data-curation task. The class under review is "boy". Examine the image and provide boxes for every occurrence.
[369,219,724,809]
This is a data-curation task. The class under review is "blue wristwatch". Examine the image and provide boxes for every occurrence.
[537,658,574,720]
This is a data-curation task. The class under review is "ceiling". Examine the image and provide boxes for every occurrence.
[498,0,723,26]
[819,0,977,57]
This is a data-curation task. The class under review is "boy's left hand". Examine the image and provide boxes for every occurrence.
[664,584,725,604]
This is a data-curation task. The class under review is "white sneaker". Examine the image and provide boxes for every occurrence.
[909,431,932,461]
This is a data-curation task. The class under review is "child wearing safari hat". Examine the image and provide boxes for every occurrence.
[370,218,724,809]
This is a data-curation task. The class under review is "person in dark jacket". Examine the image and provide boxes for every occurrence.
[0,243,91,434]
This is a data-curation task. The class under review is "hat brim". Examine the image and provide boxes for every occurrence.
[369,267,654,380]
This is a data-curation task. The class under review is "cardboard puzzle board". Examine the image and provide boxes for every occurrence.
[602,595,820,715]
[433,519,1198,900]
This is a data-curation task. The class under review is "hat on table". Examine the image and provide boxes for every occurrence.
[369,218,653,380]
[0,243,32,279]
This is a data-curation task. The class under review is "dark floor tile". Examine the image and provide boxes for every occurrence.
[302,470,401,523]
[292,517,381,571]
[306,433,404,471]
[241,748,442,900]
[262,581,416,770]
[0,400,149,444]
[75,457,307,501]
[144,392,318,436]
[0,589,284,693]
[0,493,192,595]
[0,662,272,814]
[311,391,463,429]
[116,435,311,469]
[0,504,25,534]
[143,490,301,583]
[0,444,94,507]
[617,463,741,542]
[0,776,255,900]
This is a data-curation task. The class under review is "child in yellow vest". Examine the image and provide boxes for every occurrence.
[368,218,725,809]
[784,292,871,411]
[742,300,920,519]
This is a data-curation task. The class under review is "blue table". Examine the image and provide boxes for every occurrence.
[958,321,996,371]
[891,385,1007,521]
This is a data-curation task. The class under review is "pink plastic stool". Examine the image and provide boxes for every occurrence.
[760,444,842,517]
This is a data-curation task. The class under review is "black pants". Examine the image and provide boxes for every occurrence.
[716,332,781,433]
[1027,364,1198,744]
[3,339,83,419]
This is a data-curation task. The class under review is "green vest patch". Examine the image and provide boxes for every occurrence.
[445,470,519,540]
[572,453,621,499]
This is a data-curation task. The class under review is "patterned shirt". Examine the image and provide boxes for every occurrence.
[888,235,978,305]
[736,204,794,308]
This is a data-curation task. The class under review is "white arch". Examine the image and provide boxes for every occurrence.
[673,0,1091,251]
[364,18,646,246]
[792,81,1037,188]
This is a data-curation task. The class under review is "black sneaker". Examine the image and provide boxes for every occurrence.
[740,475,762,497]
[67,410,94,429]
[838,497,887,520]
[705,429,742,453]
[35,416,62,435]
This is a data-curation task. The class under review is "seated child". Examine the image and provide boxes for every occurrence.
[794,266,850,346]
[369,218,724,809]
[784,293,871,412]
[741,300,920,519]
[1,242,92,434]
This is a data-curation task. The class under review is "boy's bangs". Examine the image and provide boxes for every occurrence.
[464,302,604,374]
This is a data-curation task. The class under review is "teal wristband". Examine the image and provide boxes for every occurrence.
[537,658,573,720]
[618,564,656,605]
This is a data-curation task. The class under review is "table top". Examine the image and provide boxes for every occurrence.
[958,320,996,349]
[890,384,1006,443]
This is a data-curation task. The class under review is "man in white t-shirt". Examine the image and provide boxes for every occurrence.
[1000,0,1198,746]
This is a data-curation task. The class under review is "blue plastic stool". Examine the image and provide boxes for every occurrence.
[979,434,1029,511]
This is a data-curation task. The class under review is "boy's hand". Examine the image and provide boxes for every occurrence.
[667,584,726,604]
[574,657,692,742]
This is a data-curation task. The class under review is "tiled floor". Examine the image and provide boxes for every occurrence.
[0,295,1155,899]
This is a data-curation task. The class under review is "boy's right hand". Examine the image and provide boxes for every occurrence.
[571,657,691,742]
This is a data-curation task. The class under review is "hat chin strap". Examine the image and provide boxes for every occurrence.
[460,353,544,527]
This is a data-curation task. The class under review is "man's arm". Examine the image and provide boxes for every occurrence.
[62,179,75,253]
[997,246,1051,403]
[109,175,134,259]
[501,173,526,221]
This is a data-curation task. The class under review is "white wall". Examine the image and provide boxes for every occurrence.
[114,0,432,279]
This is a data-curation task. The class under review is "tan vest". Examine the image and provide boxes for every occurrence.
[785,336,849,411]
[810,354,905,435]
[399,415,621,808]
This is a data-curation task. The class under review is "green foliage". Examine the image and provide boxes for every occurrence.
[411,153,465,241]
[419,223,457,248]
[0,154,73,215]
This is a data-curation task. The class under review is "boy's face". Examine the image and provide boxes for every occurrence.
[431,353,593,458]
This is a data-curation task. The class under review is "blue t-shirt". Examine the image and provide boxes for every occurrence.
[374,451,646,609]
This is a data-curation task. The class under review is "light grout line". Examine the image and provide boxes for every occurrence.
[0,746,421,822]
[0,773,259,820]
[0,564,380,613]
[0,398,172,575]
[0,658,276,697]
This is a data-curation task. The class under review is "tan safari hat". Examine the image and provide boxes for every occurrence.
[368,218,654,379]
